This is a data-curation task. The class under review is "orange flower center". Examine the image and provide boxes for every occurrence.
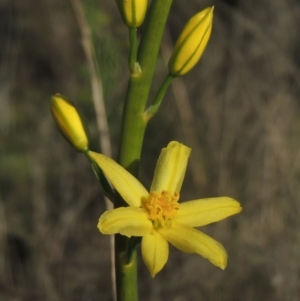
[142,190,180,228]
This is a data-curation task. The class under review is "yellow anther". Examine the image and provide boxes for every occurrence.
[143,191,180,227]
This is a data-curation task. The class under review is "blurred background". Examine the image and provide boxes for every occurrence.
[1,0,300,300]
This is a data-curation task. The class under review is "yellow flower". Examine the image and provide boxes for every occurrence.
[168,7,214,76]
[51,94,88,151]
[89,141,242,277]
[116,0,148,28]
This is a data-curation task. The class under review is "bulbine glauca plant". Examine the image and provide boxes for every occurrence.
[51,1,242,300]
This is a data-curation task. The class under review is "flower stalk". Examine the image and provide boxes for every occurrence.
[144,74,175,121]
[116,0,174,300]
[128,28,140,74]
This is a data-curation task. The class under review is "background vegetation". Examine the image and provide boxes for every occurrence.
[1,0,300,300]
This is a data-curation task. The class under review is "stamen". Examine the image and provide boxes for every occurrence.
[142,190,180,228]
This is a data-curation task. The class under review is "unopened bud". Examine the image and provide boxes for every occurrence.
[116,0,148,28]
[168,7,214,76]
[51,94,88,151]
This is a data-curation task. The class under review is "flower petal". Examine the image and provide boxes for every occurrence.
[175,197,242,227]
[141,231,169,277]
[89,151,149,207]
[150,141,191,194]
[159,222,227,269]
[98,207,152,237]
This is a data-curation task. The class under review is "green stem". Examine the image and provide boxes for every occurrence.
[144,74,175,121]
[115,1,174,301]
[128,27,141,74]
[115,236,138,301]
[118,0,174,175]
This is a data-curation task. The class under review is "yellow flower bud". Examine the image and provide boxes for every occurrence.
[51,94,88,151]
[168,7,214,76]
[116,0,148,28]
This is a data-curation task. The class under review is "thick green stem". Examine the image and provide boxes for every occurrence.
[115,237,138,301]
[118,0,174,175]
[115,1,174,301]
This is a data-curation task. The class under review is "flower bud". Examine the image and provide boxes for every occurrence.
[51,94,88,151]
[116,0,148,28]
[168,7,214,76]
